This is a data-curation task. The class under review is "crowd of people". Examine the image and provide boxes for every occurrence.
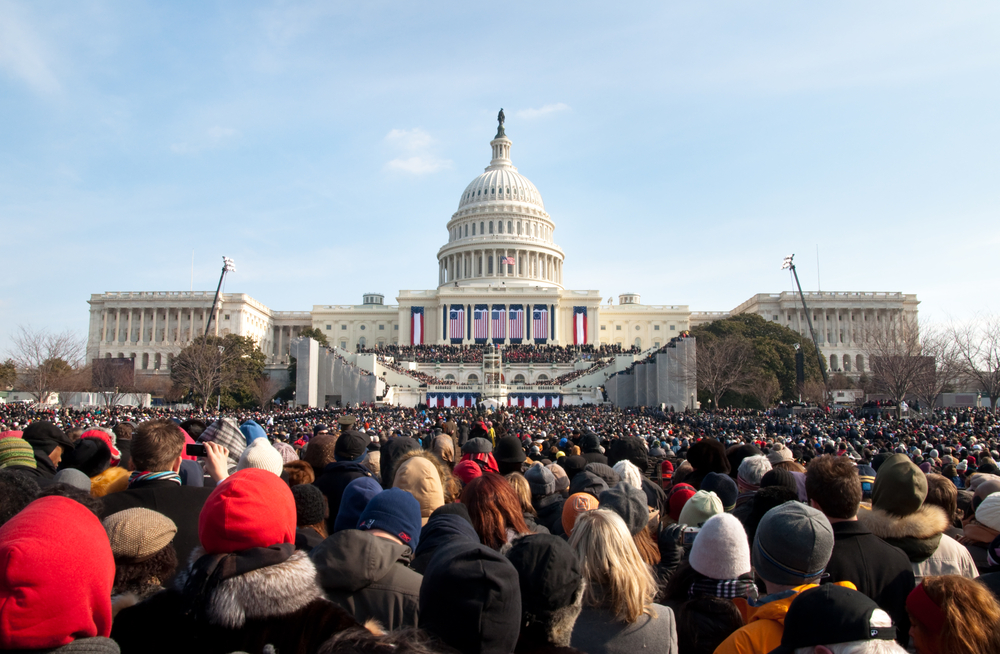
[359,343,637,365]
[2,401,1000,653]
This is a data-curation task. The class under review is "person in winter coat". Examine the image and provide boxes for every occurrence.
[506,535,587,654]
[411,503,480,574]
[393,449,458,523]
[314,430,377,528]
[580,432,608,465]
[312,488,424,630]
[506,471,550,534]
[101,419,214,577]
[568,509,677,654]
[21,420,76,479]
[111,469,366,654]
[805,454,914,645]
[0,495,118,653]
[856,454,978,581]
[525,462,566,536]
[714,502,850,654]
[420,538,522,654]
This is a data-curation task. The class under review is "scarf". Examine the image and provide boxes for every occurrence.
[688,574,759,601]
[183,543,295,621]
[129,470,182,487]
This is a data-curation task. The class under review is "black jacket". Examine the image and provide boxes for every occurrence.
[313,460,375,527]
[534,495,565,537]
[822,520,914,646]
[101,478,214,577]
[312,529,422,630]
[582,452,608,466]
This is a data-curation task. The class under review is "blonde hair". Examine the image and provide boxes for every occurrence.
[504,472,536,517]
[568,508,657,624]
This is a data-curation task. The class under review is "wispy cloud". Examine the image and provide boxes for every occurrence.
[170,126,241,154]
[515,103,570,120]
[383,128,450,175]
[0,4,60,94]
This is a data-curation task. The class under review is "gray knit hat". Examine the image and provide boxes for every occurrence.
[598,482,648,536]
[524,462,556,496]
[752,502,833,586]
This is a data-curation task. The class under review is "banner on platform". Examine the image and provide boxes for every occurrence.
[449,304,465,343]
[426,392,481,408]
[410,307,424,345]
[509,305,524,343]
[473,305,488,343]
[506,393,562,408]
[491,305,506,341]
[532,305,549,343]
[573,306,587,345]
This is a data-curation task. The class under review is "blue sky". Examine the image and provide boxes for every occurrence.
[2,1,998,354]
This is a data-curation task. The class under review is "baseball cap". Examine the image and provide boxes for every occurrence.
[772,584,896,653]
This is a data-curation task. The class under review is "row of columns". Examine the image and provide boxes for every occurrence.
[100,307,218,345]
[785,308,901,346]
[439,249,563,285]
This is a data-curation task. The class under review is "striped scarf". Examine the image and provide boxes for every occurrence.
[689,575,759,601]
[129,470,182,487]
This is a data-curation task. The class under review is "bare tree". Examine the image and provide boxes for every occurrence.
[0,359,17,391]
[8,326,85,403]
[696,336,754,410]
[912,326,962,413]
[249,375,281,409]
[92,357,137,407]
[949,315,1000,411]
[747,372,781,408]
[170,337,245,410]
[861,315,928,416]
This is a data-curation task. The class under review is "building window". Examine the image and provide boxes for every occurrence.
[498,221,504,234]
[224,314,230,320]
[464,224,468,237]
[489,221,494,234]
[472,223,476,235]
[600,325,606,331]
[616,325,622,331]
[341,325,347,330]
[379,324,385,330]
[635,325,641,330]
[488,257,494,274]
[360,325,366,330]
[773,315,779,321]
[480,222,484,234]
[507,221,512,233]
[394,325,398,330]
[654,325,660,330]
[340,341,347,349]
[326,325,331,330]
[669,325,676,330]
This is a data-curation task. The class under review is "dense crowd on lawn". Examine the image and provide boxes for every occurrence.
[2,402,1000,653]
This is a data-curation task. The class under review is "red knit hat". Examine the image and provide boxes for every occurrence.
[199,468,296,554]
[0,496,114,649]
[668,483,697,522]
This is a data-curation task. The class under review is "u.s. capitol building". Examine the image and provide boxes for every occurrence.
[86,114,918,405]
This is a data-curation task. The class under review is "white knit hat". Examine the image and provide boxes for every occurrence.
[976,492,1000,532]
[678,490,723,527]
[613,460,643,490]
[237,438,284,476]
[689,513,751,580]
[767,443,793,465]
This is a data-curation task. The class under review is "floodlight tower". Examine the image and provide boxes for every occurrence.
[781,254,828,386]
[205,256,236,338]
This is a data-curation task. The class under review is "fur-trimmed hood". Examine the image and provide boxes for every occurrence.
[856,504,949,541]
[179,547,325,629]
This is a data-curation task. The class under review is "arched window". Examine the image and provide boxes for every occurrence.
[444,374,456,381]
[464,224,468,237]
[472,223,476,235]
[843,354,851,372]
[498,221,503,234]
[634,337,642,349]
[537,374,549,382]
[517,222,522,234]
[488,257,494,274]
[856,354,865,372]
[513,374,526,383]
[478,256,483,276]
[830,354,838,371]
[467,373,479,383]
[359,336,366,348]
[340,341,347,350]
[480,222,484,234]
[489,222,494,234]
[507,221,512,233]
[105,352,112,358]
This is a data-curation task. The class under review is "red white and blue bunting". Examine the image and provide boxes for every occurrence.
[506,394,562,408]
[426,392,481,408]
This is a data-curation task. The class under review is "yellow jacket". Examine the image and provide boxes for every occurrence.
[714,581,856,654]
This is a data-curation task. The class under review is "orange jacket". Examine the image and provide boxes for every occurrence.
[713,581,856,654]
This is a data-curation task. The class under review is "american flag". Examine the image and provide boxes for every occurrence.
[491,308,506,339]
[501,256,516,266]
[449,307,464,340]
[533,307,548,339]
[473,308,488,340]
[510,308,524,339]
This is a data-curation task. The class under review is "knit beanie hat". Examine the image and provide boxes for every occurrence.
[273,441,299,464]
[525,461,556,497]
[586,462,620,487]
[335,476,383,532]
[760,468,798,493]
[737,455,772,493]
[506,534,583,618]
[560,455,588,480]
[599,482,648,536]
[199,468,296,554]
[562,492,599,536]
[80,429,121,465]
[453,459,484,485]
[701,472,738,511]
[689,513,751,580]
[568,470,608,500]
[58,437,111,478]
[767,443,794,465]
[292,483,327,527]
[394,456,445,525]
[0,437,36,469]
[0,496,114,649]
[547,463,570,493]
[238,420,268,445]
[237,438,284,476]
[753,502,834,586]
[358,488,423,552]
[976,493,1000,532]
[613,459,643,490]
[872,453,927,517]
[420,540,521,654]
[668,483,697,521]
[495,436,526,464]
[52,468,92,492]
[103,508,177,561]
[678,490,724,527]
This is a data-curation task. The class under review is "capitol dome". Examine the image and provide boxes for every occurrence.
[437,113,565,289]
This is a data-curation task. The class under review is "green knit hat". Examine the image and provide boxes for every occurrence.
[872,453,926,517]
[0,437,37,470]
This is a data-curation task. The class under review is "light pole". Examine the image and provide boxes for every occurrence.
[205,256,236,338]
[782,254,829,387]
